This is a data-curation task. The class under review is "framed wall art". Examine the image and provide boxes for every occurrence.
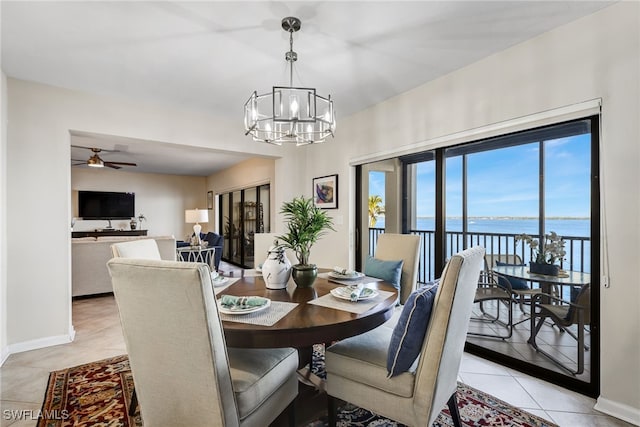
[207,191,213,209]
[313,174,338,209]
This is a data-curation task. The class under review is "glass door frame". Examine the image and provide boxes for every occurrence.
[359,116,600,397]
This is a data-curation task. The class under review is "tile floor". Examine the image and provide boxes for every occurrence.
[0,294,632,427]
[466,298,592,382]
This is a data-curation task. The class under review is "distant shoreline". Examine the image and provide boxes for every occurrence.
[377,216,590,220]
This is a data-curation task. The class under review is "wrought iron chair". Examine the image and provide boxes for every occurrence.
[528,283,591,375]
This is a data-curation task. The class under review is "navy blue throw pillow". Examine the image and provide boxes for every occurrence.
[387,281,439,377]
[495,261,530,290]
[364,256,404,290]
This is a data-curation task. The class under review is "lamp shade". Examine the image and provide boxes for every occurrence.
[185,209,208,224]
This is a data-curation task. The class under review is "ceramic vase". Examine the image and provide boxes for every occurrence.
[262,245,292,290]
[529,261,559,276]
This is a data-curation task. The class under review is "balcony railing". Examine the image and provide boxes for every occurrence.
[369,228,591,285]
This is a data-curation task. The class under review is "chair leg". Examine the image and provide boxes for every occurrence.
[447,392,462,427]
[129,388,138,416]
[286,398,296,427]
[327,395,337,427]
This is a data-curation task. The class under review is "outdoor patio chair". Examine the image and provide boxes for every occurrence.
[468,270,514,339]
[325,246,484,427]
[108,258,298,426]
[528,282,591,375]
[485,253,543,316]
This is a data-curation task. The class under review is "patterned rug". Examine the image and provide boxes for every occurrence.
[39,351,558,427]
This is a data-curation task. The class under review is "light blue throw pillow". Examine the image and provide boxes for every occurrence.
[387,281,439,377]
[364,256,404,290]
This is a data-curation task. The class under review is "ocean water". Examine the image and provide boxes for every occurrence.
[371,217,592,276]
[374,217,590,238]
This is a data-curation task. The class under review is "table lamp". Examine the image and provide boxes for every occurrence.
[185,208,209,246]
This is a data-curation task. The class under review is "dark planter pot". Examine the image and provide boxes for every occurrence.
[292,264,318,288]
[529,262,560,276]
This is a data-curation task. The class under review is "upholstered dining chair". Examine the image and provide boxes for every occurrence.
[529,283,591,375]
[107,258,299,426]
[372,233,421,304]
[325,246,485,427]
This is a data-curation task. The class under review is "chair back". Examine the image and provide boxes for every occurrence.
[485,253,523,270]
[414,246,485,425]
[374,233,421,304]
[111,239,162,260]
[107,258,239,426]
[567,283,591,325]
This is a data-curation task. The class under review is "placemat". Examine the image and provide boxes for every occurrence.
[213,277,240,295]
[218,301,299,326]
[318,272,384,287]
[308,289,396,314]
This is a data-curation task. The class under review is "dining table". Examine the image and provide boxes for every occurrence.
[214,268,399,389]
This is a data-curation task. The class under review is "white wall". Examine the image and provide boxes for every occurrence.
[72,168,207,239]
[4,78,281,353]
[299,3,640,423]
[1,71,8,364]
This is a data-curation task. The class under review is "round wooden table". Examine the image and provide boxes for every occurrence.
[219,272,398,350]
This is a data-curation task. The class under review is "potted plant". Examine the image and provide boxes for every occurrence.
[277,196,335,287]
[516,231,566,276]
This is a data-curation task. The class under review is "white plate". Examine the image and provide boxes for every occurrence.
[212,276,229,287]
[330,287,378,301]
[217,298,271,315]
[328,271,365,280]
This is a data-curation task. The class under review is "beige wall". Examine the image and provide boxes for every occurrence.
[206,157,276,232]
[71,168,207,239]
[299,3,640,422]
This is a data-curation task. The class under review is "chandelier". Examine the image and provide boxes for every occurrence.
[244,17,336,146]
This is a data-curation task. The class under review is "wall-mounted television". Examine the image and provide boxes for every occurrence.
[78,191,135,219]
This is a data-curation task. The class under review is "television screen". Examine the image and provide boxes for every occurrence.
[78,191,135,219]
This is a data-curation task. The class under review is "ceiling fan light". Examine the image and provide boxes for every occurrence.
[87,154,104,168]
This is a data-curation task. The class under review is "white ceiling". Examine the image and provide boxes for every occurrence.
[1,1,614,175]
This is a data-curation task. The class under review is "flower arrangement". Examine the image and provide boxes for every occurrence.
[516,231,566,265]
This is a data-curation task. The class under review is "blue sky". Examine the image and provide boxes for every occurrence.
[369,134,591,218]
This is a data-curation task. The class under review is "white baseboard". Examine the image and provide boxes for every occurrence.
[5,329,75,356]
[595,396,640,426]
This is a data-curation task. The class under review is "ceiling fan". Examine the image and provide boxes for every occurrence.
[71,145,137,169]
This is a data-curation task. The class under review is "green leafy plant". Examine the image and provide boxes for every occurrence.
[516,231,566,265]
[277,196,335,266]
[368,195,384,227]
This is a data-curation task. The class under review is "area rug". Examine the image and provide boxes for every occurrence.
[39,352,558,427]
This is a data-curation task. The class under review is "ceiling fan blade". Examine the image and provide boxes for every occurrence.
[71,145,118,153]
[72,162,86,166]
[104,163,122,169]
[105,161,137,167]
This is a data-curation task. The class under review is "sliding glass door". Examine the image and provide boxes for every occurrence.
[219,184,270,268]
[359,117,599,396]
